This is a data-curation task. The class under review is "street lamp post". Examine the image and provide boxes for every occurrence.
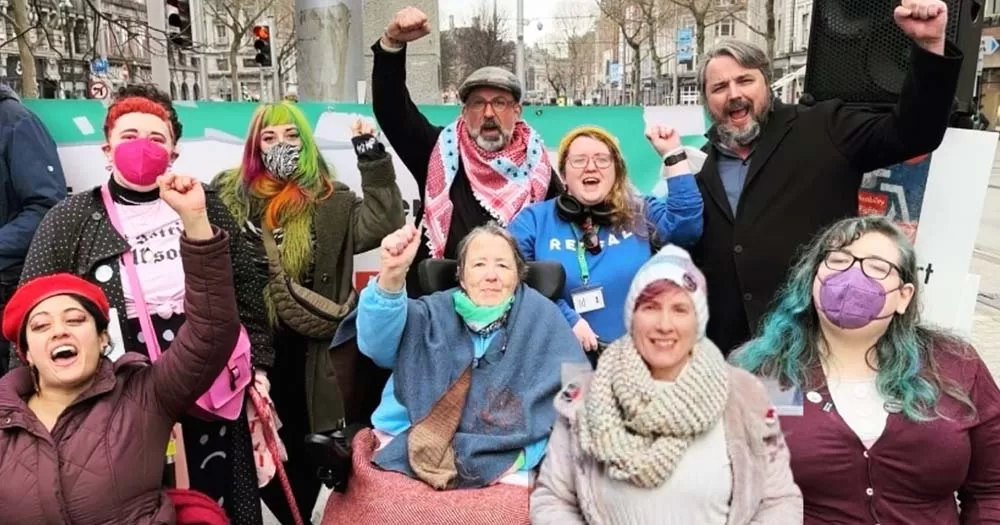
[58,0,74,98]
[516,0,524,90]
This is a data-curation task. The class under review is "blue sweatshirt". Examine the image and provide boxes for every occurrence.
[355,278,549,473]
[508,174,703,342]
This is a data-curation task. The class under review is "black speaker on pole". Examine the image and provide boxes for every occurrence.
[803,0,984,114]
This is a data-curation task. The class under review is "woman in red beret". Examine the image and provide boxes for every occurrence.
[14,84,268,523]
[0,174,240,524]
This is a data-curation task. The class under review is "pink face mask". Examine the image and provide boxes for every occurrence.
[113,138,170,187]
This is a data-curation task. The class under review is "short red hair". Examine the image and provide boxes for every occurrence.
[633,279,687,311]
[103,96,172,139]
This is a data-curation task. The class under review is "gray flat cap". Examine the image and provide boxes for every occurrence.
[459,66,522,102]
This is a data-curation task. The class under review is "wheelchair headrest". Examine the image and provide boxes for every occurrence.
[417,259,566,301]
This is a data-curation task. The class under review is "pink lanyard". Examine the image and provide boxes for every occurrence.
[99,184,167,361]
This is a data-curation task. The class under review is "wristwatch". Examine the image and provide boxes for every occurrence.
[663,151,688,167]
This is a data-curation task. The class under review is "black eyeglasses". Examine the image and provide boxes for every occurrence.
[823,250,902,281]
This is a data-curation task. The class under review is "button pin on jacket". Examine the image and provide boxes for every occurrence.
[806,391,822,404]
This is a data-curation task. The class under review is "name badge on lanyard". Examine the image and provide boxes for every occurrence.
[572,286,605,313]
[572,224,605,314]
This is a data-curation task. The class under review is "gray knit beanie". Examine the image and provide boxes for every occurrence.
[624,244,709,339]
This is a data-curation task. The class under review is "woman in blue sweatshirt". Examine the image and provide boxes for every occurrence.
[508,125,703,354]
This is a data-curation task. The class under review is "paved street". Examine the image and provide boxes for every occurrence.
[972,160,1000,378]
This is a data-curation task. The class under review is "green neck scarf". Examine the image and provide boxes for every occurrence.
[452,290,514,333]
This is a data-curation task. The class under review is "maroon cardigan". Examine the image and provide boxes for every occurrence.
[780,340,1000,524]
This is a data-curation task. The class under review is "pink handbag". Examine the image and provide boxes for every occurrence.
[100,184,252,421]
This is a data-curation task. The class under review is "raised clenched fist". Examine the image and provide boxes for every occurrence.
[644,125,682,157]
[894,0,947,54]
[376,224,421,293]
[385,7,431,45]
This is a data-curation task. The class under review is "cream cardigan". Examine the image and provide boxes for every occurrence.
[531,364,803,525]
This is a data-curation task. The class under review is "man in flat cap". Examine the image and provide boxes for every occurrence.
[371,6,562,297]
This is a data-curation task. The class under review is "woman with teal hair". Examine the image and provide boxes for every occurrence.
[213,102,405,524]
[732,216,1000,524]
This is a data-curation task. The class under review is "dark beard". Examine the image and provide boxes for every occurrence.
[715,99,770,150]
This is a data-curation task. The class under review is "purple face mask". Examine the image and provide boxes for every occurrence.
[817,266,899,330]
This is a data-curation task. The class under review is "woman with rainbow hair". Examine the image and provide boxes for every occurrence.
[732,216,1000,524]
[213,102,404,524]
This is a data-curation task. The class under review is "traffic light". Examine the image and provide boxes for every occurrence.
[166,0,193,48]
[252,25,272,67]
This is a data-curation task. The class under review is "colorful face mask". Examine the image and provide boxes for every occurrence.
[113,138,171,187]
[262,142,301,179]
[817,266,900,330]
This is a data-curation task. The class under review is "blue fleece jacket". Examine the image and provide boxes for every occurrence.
[508,174,702,342]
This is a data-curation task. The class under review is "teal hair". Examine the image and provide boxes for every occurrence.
[731,216,975,422]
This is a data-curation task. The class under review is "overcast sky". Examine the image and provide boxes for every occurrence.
[436,0,598,46]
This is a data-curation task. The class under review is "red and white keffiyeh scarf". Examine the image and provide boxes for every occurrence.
[424,119,553,258]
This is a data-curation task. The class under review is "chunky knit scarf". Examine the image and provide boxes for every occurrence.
[577,336,730,488]
[423,119,552,258]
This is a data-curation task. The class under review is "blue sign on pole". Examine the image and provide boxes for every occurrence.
[90,58,108,75]
[982,36,999,56]
[609,62,621,83]
[677,28,694,63]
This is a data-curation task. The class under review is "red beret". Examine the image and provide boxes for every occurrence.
[2,273,111,359]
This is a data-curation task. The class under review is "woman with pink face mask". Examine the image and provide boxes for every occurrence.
[14,84,271,524]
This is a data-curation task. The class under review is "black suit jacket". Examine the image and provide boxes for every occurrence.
[694,43,964,355]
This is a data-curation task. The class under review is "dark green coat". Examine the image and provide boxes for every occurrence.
[215,150,405,433]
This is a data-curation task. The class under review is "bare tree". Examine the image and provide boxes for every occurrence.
[459,1,515,74]
[204,0,271,100]
[660,0,776,65]
[724,0,777,68]
[637,0,679,81]
[542,47,567,98]
[595,0,643,104]
[273,0,295,95]
[9,0,39,97]
[439,28,459,90]
[552,2,598,101]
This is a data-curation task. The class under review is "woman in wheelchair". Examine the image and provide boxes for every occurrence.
[321,223,588,524]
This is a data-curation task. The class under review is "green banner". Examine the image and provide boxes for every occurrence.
[22,100,711,195]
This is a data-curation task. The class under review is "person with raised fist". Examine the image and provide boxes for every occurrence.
[0,172,243,524]
[372,6,563,298]
[691,0,962,356]
[213,102,404,525]
[509,124,702,361]
[320,223,586,524]
[15,84,269,524]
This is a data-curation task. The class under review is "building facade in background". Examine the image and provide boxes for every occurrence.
[0,0,168,98]
[362,0,440,104]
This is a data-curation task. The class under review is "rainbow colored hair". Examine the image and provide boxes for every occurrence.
[215,102,334,286]
[237,101,334,230]
[730,216,975,422]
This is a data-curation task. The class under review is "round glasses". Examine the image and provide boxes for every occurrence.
[566,154,613,170]
[823,250,902,280]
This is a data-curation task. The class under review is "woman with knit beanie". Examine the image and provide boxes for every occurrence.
[508,125,702,359]
[531,245,802,524]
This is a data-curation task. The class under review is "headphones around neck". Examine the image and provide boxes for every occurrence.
[555,193,613,226]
